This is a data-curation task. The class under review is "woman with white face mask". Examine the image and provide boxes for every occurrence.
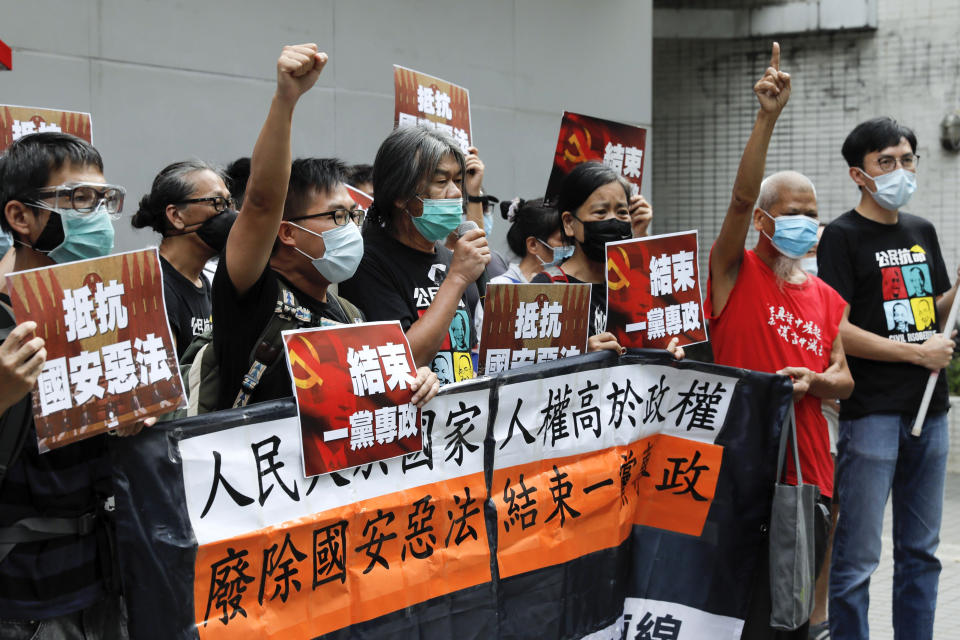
[489,197,570,285]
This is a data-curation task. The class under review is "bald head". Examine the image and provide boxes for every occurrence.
[757,171,817,212]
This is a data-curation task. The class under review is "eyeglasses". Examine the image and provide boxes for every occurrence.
[289,207,366,227]
[876,153,919,173]
[27,182,126,217]
[178,195,235,213]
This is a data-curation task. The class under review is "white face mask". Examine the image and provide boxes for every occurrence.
[857,167,917,211]
[801,256,818,276]
[290,221,364,283]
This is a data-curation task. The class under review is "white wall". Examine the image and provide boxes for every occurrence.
[0,0,653,256]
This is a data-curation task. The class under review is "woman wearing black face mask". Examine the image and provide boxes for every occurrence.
[533,162,667,355]
[132,160,237,358]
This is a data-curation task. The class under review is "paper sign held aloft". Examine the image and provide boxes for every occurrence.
[0,103,92,152]
[282,321,423,477]
[345,184,373,211]
[478,283,591,375]
[605,231,708,349]
[5,248,186,451]
[393,65,472,151]
[545,111,646,203]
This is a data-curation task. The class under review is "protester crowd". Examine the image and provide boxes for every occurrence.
[0,41,952,640]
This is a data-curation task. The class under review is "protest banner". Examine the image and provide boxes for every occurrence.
[606,231,708,350]
[394,65,471,151]
[5,248,185,451]
[477,282,591,375]
[545,111,647,203]
[0,103,92,151]
[112,351,791,639]
[344,184,373,210]
[281,321,422,477]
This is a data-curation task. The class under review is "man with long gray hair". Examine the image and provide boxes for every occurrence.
[340,126,490,382]
[705,43,853,638]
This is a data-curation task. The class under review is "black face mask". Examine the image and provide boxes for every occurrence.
[195,209,238,253]
[32,208,65,252]
[166,209,238,253]
[576,217,631,263]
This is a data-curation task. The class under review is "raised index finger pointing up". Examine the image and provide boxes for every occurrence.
[770,41,780,71]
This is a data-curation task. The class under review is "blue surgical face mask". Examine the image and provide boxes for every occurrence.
[858,167,917,211]
[483,211,494,238]
[0,231,11,258]
[801,256,818,276]
[761,209,818,259]
[29,202,115,263]
[537,238,574,268]
[411,197,463,242]
[291,220,364,284]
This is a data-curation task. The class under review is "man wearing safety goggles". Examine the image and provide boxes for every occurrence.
[0,132,131,635]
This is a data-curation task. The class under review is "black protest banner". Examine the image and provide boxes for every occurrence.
[110,351,790,639]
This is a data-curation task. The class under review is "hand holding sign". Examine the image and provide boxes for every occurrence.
[629,194,653,238]
[0,321,45,415]
[276,43,328,104]
[464,146,485,198]
[754,42,791,114]
[409,366,440,406]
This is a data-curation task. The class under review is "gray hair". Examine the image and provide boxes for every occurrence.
[132,159,225,233]
[367,126,466,230]
[757,170,817,212]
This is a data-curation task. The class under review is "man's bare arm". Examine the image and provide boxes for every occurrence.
[710,42,791,316]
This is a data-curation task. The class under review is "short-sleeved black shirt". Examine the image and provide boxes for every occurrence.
[339,226,478,385]
[211,262,354,410]
[817,209,950,418]
[160,256,212,359]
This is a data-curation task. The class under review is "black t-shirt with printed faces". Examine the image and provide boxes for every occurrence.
[818,209,950,419]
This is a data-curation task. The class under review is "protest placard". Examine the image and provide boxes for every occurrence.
[394,65,471,151]
[5,248,185,451]
[545,111,647,203]
[478,282,591,375]
[606,231,708,350]
[345,184,373,210]
[282,321,422,477]
[112,352,793,639]
[0,103,92,152]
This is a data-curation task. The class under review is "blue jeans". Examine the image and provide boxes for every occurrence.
[829,411,948,640]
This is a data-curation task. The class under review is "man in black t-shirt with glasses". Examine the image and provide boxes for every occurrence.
[211,45,439,411]
[818,117,959,640]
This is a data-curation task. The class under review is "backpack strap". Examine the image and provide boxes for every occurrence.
[542,265,570,283]
[232,280,345,408]
[0,512,96,564]
[331,293,364,324]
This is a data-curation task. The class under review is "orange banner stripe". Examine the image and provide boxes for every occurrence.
[493,435,723,579]
[194,472,490,639]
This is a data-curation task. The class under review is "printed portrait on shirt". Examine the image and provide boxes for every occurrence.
[431,352,454,385]
[881,266,908,300]
[454,351,474,382]
[449,309,470,352]
[883,300,916,334]
[911,297,936,332]
[904,264,933,298]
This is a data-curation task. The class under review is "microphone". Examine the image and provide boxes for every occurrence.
[456,220,479,237]
[453,220,489,299]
